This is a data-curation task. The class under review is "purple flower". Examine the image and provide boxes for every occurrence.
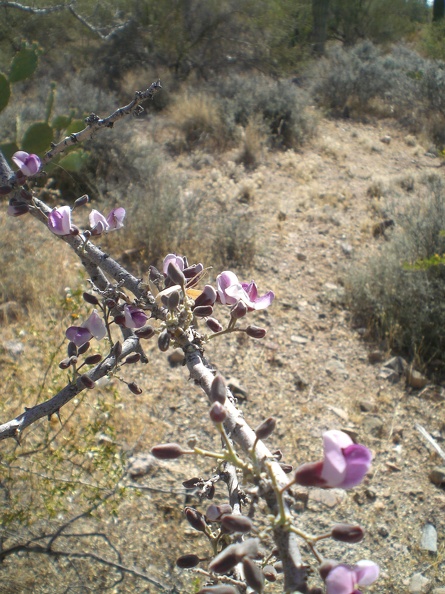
[12,151,41,177]
[89,207,125,235]
[325,561,379,594]
[66,310,107,347]
[48,206,72,236]
[295,430,372,490]
[216,271,275,310]
[122,305,149,329]
[163,254,185,275]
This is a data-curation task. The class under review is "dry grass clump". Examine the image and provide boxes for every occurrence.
[345,174,445,373]
[165,91,230,153]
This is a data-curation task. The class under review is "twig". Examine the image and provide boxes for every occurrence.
[415,423,445,462]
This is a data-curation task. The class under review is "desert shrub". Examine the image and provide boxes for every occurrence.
[345,174,445,371]
[215,75,316,149]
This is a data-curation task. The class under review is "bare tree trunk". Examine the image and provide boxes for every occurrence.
[312,0,329,55]
[433,0,445,21]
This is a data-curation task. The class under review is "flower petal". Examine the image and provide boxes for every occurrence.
[354,561,379,586]
[84,310,107,340]
[325,565,356,594]
[163,254,184,275]
[89,209,109,234]
[321,430,353,487]
[48,206,72,235]
[66,326,92,347]
[340,444,372,489]
[106,207,125,230]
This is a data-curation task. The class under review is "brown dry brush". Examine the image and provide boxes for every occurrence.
[0,82,371,594]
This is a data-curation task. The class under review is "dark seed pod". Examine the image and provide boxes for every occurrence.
[208,544,241,574]
[151,443,185,460]
[210,375,227,404]
[197,586,238,594]
[114,314,126,326]
[255,417,277,440]
[111,341,122,360]
[193,305,214,318]
[20,189,32,200]
[78,341,91,355]
[176,554,201,569]
[206,503,232,522]
[182,477,201,489]
[84,354,102,365]
[80,374,95,389]
[184,507,207,533]
[74,194,89,208]
[128,382,142,395]
[331,523,364,544]
[209,401,228,424]
[158,329,170,352]
[263,564,278,582]
[221,514,253,534]
[124,353,141,365]
[167,261,186,287]
[59,357,71,370]
[242,557,264,593]
[105,298,117,309]
[135,325,155,339]
[206,317,223,333]
[83,292,99,305]
[67,341,77,358]
[246,325,267,339]
[0,185,12,195]
[8,202,29,216]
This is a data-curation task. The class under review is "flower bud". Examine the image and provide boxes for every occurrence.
[7,202,29,216]
[331,523,364,544]
[242,557,264,593]
[167,261,186,287]
[194,285,217,307]
[246,325,267,339]
[206,483,215,500]
[221,514,253,534]
[197,584,239,594]
[167,290,181,310]
[84,354,102,365]
[158,329,170,352]
[294,461,324,487]
[151,443,185,460]
[128,382,142,395]
[59,357,71,369]
[208,544,240,574]
[124,353,141,365]
[114,314,126,326]
[230,300,247,319]
[255,417,277,440]
[67,341,78,358]
[319,559,339,582]
[135,325,155,339]
[70,225,80,236]
[80,374,95,389]
[183,263,203,279]
[83,292,99,305]
[184,507,207,532]
[78,341,91,355]
[206,503,232,522]
[263,564,278,582]
[210,375,227,404]
[0,185,12,195]
[149,265,162,282]
[74,194,89,208]
[111,341,122,359]
[206,317,223,333]
[209,401,228,424]
[105,298,117,308]
[176,554,201,569]
[193,305,213,317]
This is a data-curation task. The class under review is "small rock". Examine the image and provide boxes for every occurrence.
[363,414,384,438]
[429,466,445,486]
[421,522,437,553]
[2,340,25,358]
[278,211,287,221]
[309,488,346,508]
[383,356,408,373]
[431,589,445,594]
[404,135,417,147]
[291,335,308,344]
[409,572,430,594]
[296,252,307,261]
[359,399,374,412]
[380,135,391,144]
[368,350,384,364]
[127,453,158,479]
[325,359,349,380]
[340,242,353,257]
[377,525,389,537]
[406,368,428,389]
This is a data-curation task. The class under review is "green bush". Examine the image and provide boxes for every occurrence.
[345,174,445,372]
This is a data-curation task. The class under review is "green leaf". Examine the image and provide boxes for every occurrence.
[9,48,39,83]
[0,73,11,113]
[52,115,72,131]
[58,149,89,172]
[0,141,19,163]
[22,122,53,155]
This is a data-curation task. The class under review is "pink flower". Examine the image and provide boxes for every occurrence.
[66,310,107,347]
[325,561,379,594]
[216,271,274,310]
[12,151,41,176]
[163,254,185,275]
[295,430,372,489]
[122,305,149,329]
[89,207,126,235]
[48,206,72,236]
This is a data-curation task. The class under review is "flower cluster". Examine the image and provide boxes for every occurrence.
[12,151,41,177]
[48,204,126,236]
